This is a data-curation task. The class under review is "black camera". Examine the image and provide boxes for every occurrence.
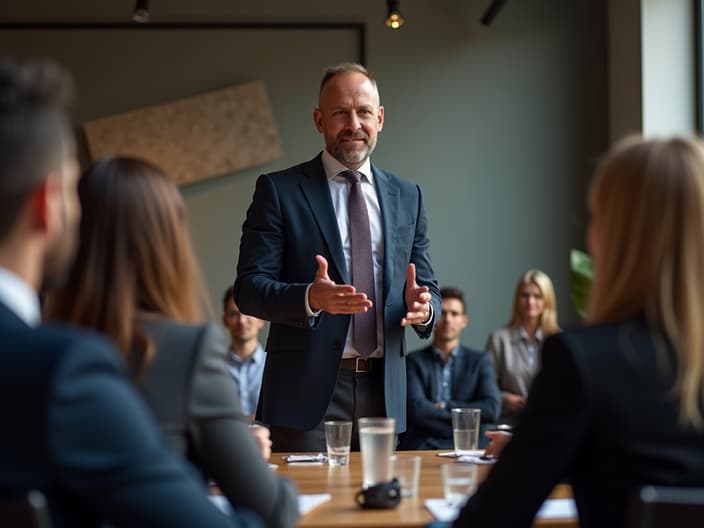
[355,478,402,509]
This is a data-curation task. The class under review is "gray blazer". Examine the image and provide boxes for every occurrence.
[485,326,542,420]
[138,319,298,528]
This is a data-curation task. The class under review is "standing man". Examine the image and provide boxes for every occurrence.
[235,62,440,451]
[0,57,259,527]
[402,287,501,450]
[223,285,267,421]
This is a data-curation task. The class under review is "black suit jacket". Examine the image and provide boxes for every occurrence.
[0,302,260,528]
[402,345,501,450]
[235,154,440,433]
[455,315,704,528]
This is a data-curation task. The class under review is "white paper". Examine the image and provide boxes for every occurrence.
[298,493,332,515]
[425,498,460,521]
[282,453,327,464]
[456,454,496,465]
[535,498,577,519]
[425,497,577,522]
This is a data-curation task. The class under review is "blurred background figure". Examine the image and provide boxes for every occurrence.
[456,136,704,528]
[45,156,298,528]
[402,287,500,450]
[485,269,560,424]
[222,286,267,422]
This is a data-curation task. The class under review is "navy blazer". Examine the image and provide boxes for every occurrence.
[0,302,260,528]
[402,345,501,450]
[455,316,704,528]
[235,153,440,433]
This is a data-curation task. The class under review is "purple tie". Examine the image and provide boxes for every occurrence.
[341,170,377,358]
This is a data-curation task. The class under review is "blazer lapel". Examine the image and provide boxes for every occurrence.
[300,155,349,283]
[373,165,399,303]
[451,347,467,399]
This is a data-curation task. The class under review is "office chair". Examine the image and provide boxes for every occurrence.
[0,490,52,528]
[628,485,704,528]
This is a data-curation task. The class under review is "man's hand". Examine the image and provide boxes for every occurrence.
[248,424,272,461]
[502,393,527,414]
[484,430,512,457]
[308,255,374,314]
[401,263,432,326]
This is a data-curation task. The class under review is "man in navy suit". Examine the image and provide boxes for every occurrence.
[0,57,259,527]
[235,62,441,451]
[402,287,501,450]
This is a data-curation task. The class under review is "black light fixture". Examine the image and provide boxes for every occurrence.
[132,0,150,23]
[385,0,405,30]
[480,0,509,26]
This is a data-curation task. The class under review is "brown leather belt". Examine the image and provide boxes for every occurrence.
[339,357,379,373]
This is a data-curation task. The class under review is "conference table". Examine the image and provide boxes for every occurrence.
[271,450,577,528]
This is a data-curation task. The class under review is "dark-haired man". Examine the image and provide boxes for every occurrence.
[402,287,501,450]
[0,57,259,528]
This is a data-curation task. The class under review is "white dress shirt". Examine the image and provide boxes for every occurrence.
[307,149,385,359]
[0,267,40,326]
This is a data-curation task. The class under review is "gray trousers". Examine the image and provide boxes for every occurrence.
[270,365,387,453]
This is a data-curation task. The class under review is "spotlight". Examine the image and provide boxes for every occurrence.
[132,0,150,23]
[385,0,405,30]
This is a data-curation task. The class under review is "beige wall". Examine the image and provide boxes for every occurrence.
[0,0,609,348]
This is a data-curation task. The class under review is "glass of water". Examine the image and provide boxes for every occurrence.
[441,463,478,508]
[451,408,481,455]
[324,420,352,466]
[358,417,395,488]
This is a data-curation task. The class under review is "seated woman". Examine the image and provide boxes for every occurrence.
[455,136,704,528]
[485,269,560,424]
[45,157,298,528]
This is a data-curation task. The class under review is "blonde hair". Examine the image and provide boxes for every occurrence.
[45,156,211,377]
[588,136,704,427]
[507,269,560,336]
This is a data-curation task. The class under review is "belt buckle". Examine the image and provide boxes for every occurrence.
[355,357,370,373]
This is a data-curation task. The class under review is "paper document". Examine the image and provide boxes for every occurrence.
[298,493,332,515]
[436,450,484,458]
[425,498,460,522]
[536,498,577,519]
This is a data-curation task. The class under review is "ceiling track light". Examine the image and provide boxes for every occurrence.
[385,0,405,30]
[132,0,150,23]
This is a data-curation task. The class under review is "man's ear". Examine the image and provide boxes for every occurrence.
[313,108,324,133]
[30,174,60,234]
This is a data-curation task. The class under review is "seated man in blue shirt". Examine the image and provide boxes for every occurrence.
[402,287,501,450]
[223,286,266,421]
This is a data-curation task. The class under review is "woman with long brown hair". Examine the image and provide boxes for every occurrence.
[485,269,560,423]
[456,136,704,528]
[45,156,298,528]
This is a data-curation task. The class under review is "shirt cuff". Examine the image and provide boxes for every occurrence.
[416,303,434,328]
[305,283,323,318]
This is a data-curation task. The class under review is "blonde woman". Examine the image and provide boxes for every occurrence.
[45,157,298,528]
[485,269,560,423]
[456,136,704,528]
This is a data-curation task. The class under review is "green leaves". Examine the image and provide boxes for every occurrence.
[570,249,593,319]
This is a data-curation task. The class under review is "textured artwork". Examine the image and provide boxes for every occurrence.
[83,81,282,186]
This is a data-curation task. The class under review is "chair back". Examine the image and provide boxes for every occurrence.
[0,490,52,528]
[628,485,704,528]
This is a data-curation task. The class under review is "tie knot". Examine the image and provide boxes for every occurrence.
[341,170,363,184]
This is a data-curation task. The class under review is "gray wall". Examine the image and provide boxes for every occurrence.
[0,0,608,350]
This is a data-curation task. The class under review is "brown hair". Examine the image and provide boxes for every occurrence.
[319,62,377,99]
[440,286,466,314]
[507,269,560,336]
[588,136,704,427]
[44,156,209,377]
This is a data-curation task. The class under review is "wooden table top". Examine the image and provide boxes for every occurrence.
[271,450,576,528]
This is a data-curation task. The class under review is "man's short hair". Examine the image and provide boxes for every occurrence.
[222,285,234,314]
[440,287,466,314]
[319,62,377,97]
[0,57,74,241]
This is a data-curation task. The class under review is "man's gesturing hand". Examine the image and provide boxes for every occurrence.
[401,263,432,326]
[308,255,374,314]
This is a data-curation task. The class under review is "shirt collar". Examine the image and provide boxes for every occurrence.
[0,267,41,326]
[432,344,460,361]
[229,342,265,365]
[321,148,374,184]
[518,326,543,342]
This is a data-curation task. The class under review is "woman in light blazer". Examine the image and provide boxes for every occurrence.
[486,269,560,424]
[46,157,298,528]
